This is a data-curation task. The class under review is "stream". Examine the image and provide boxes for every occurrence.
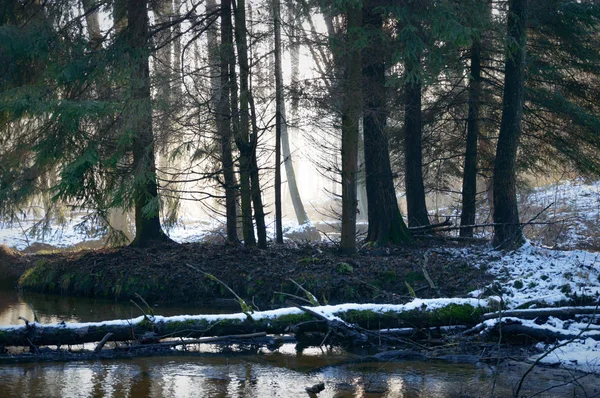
[1,287,599,397]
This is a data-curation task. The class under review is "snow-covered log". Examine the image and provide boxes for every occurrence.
[0,300,486,348]
[483,306,600,321]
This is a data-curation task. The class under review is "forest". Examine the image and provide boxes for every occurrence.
[1,0,600,394]
[1,0,598,252]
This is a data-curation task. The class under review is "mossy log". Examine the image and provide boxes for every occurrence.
[0,302,485,348]
[482,306,600,321]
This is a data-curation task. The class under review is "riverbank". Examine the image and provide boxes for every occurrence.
[10,240,492,306]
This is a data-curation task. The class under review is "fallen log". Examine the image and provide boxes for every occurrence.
[483,321,600,342]
[408,218,452,233]
[0,301,486,348]
[482,306,600,321]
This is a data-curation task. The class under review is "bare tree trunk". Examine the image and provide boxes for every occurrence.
[357,130,368,221]
[403,56,430,228]
[227,34,253,245]
[283,0,310,226]
[340,3,362,254]
[127,0,170,247]
[363,3,411,245]
[273,0,283,243]
[214,0,239,243]
[248,95,268,248]
[492,0,528,250]
[460,40,482,238]
[172,0,181,97]
[232,0,265,247]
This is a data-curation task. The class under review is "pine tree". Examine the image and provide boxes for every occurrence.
[492,0,528,250]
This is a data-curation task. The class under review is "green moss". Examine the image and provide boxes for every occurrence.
[337,304,486,329]
[336,262,353,274]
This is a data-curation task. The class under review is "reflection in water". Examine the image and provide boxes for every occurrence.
[0,288,240,326]
[1,354,598,397]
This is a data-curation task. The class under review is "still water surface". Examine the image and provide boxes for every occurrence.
[1,288,599,397]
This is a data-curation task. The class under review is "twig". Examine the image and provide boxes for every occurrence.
[94,333,114,354]
[186,263,253,317]
[524,202,554,225]
[130,299,152,322]
[289,278,320,306]
[273,291,314,305]
[421,249,439,294]
[408,217,452,231]
[129,332,268,349]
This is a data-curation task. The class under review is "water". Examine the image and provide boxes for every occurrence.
[1,288,599,397]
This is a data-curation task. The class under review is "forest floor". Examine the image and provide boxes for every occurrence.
[7,239,492,307]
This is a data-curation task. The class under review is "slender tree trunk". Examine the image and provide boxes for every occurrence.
[357,130,368,221]
[460,40,482,238]
[127,0,169,247]
[215,0,238,243]
[172,0,181,97]
[243,1,267,248]
[363,4,411,245]
[248,93,268,249]
[273,0,283,243]
[232,0,256,247]
[404,56,430,228]
[282,0,310,226]
[227,30,252,245]
[340,3,362,254]
[232,0,264,247]
[492,0,528,250]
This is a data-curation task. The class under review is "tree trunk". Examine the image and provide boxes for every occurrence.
[404,61,430,228]
[81,0,102,48]
[231,0,256,247]
[340,3,362,254]
[150,0,172,131]
[248,94,268,249]
[283,0,310,226]
[216,0,238,243]
[363,4,411,245]
[460,40,482,238]
[172,0,181,97]
[244,5,267,249]
[492,0,528,250]
[273,0,283,243]
[126,0,170,247]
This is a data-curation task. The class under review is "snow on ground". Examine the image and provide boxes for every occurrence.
[524,179,600,250]
[457,241,600,308]
[534,338,600,374]
[442,242,600,374]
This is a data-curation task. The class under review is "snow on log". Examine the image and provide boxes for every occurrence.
[0,300,486,348]
[479,317,600,342]
[482,306,600,321]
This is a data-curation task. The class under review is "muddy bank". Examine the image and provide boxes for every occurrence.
[15,241,492,307]
[0,246,29,287]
